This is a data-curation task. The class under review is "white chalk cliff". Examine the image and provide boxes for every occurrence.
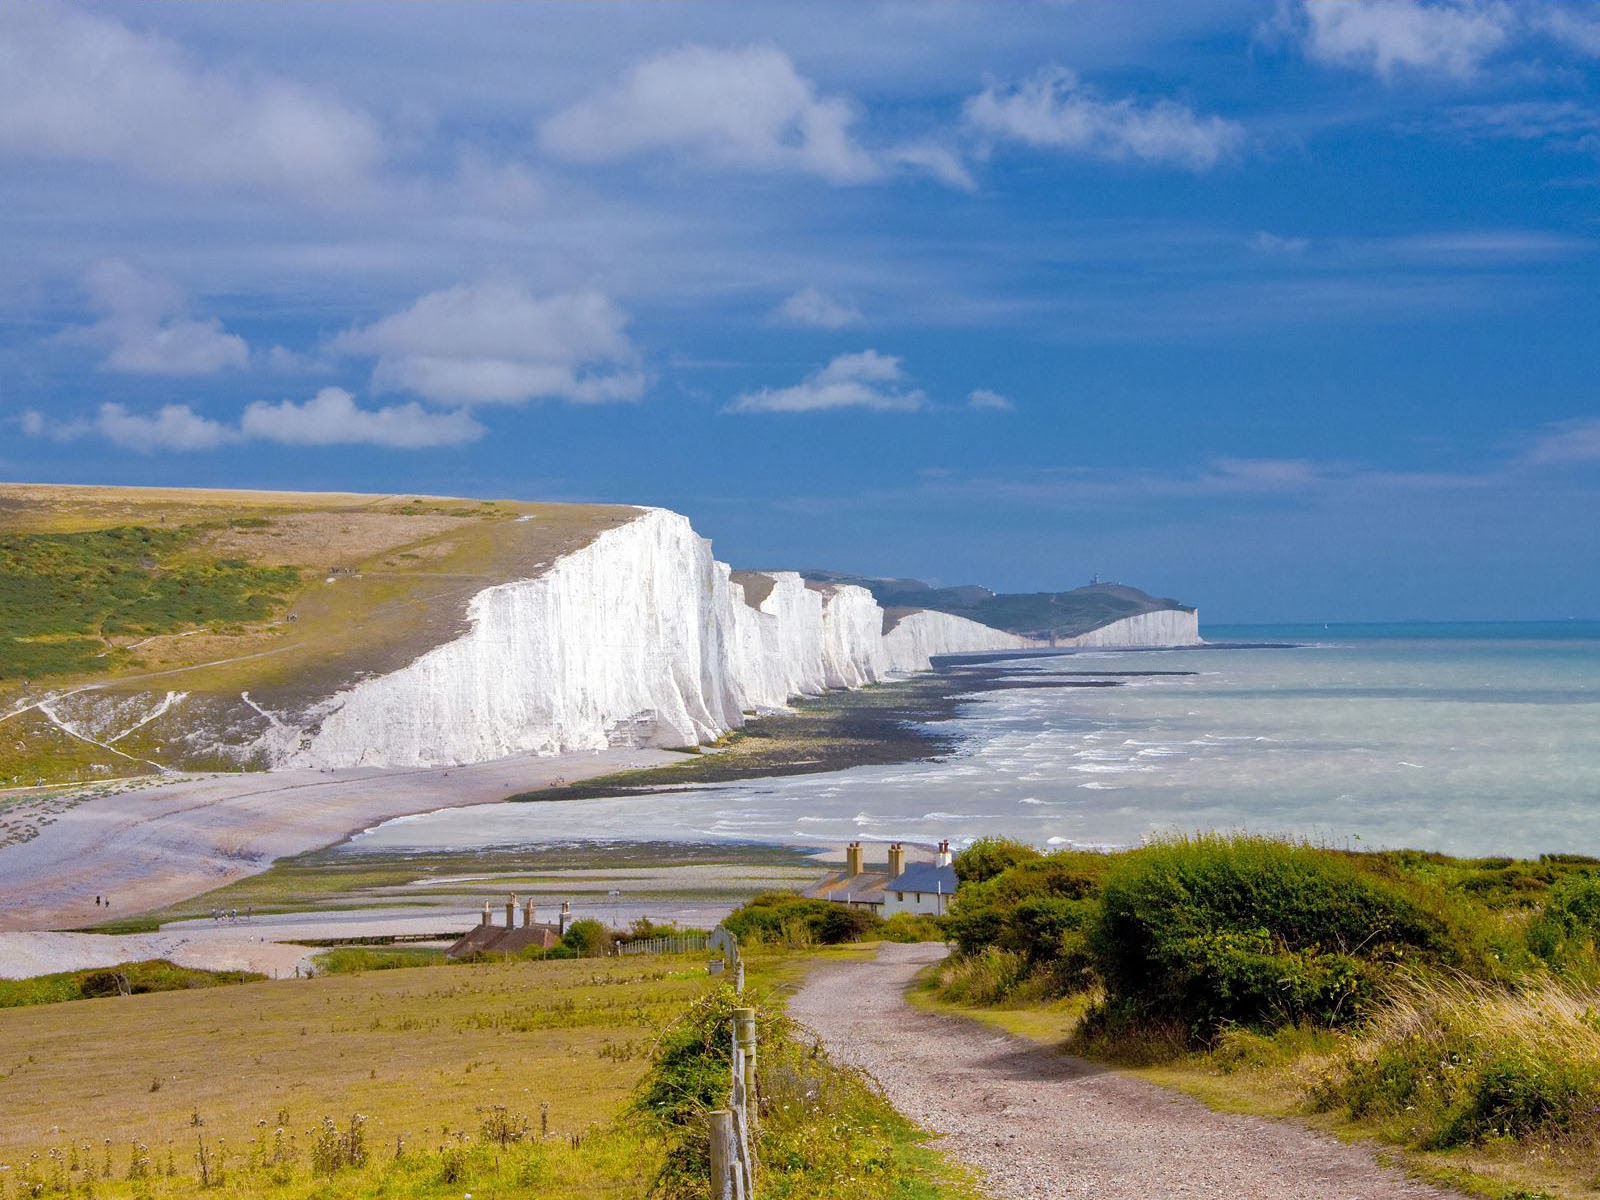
[288,508,1035,769]
[1059,608,1201,649]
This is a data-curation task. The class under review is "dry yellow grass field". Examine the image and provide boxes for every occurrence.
[0,954,703,1197]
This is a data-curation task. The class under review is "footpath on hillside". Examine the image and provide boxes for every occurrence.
[789,943,1464,1200]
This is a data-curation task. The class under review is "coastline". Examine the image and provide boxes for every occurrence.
[0,746,678,934]
[0,652,1180,977]
[521,659,1164,803]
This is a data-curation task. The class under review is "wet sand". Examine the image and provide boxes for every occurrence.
[0,747,676,935]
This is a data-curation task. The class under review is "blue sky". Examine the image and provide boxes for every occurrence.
[3,1,1599,622]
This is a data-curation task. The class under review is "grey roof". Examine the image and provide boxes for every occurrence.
[885,863,958,895]
[804,869,892,904]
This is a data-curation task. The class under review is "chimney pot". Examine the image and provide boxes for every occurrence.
[846,841,864,877]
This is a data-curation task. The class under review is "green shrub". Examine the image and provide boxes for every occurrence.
[312,946,446,974]
[1526,871,1600,967]
[0,959,263,1007]
[722,893,883,945]
[560,918,614,957]
[1090,835,1480,1041]
[879,911,947,943]
[945,851,1104,967]
[954,837,1042,883]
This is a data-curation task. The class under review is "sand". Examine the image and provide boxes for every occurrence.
[0,747,676,936]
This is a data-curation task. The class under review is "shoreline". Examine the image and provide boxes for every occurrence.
[0,651,1190,977]
[0,746,678,934]
[519,660,1168,804]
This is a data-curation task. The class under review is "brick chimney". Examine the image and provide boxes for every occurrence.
[506,893,517,929]
[936,839,953,868]
[523,898,535,928]
[481,900,492,927]
[845,841,864,876]
[887,843,906,878]
[559,900,572,935]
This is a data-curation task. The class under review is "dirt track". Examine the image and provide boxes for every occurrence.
[788,943,1464,1199]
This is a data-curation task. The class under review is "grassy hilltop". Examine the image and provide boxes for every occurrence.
[0,484,635,784]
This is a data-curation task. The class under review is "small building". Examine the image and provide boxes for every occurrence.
[807,840,958,918]
[447,894,571,959]
[881,842,958,918]
[804,841,897,910]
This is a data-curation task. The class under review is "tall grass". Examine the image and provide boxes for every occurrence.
[1311,974,1600,1151]
[638,982,985,1200]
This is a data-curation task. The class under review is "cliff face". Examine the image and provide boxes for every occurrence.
[1059,608,1201,648]
[883,610,1034,672]
[289,509,1035,769]
[21,502,1199,777]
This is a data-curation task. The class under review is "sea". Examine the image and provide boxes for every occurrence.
[345,622,1600,861]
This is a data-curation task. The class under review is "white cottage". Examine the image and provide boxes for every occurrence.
[880,839,958,918]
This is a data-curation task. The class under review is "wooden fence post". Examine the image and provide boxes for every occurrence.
[708,1109,735,1199]
[733,1007,757,1102]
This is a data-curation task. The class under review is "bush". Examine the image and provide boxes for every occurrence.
[560,918,614,958]
[1090,835,1480,1041]
[954,837,1042,884]
[879,911,947,943]
[1526,871,1600,969]
[945,851,1104,966]
[722,893,883,945]
[0,959,264,1007]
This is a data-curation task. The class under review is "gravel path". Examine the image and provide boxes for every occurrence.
[789,943,1464,1199]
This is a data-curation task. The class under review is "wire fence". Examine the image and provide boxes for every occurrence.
[614,931,711,957]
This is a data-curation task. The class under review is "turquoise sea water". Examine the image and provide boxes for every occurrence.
[349,623,1600,860]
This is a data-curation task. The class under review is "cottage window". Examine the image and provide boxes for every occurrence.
[897,892,904,901]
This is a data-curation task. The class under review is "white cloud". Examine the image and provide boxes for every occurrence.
[964,67,1244,171]
[241,387,483,448]
[1441,100,1600,156]
[730,350,925,413]
[0,4,384,204]
[1537,9,1600,57]
[540,44,881,184]
[776,287,861,330]
[1249,231,1311,254]
[968,388,1015,412]
[885,141,978,191]
[1520,417,1600,466]
[332,282,644,406]
[65,261,248,377]
[1300,0,1513,79]
[24,388,483,453]
[88,406,238,457]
